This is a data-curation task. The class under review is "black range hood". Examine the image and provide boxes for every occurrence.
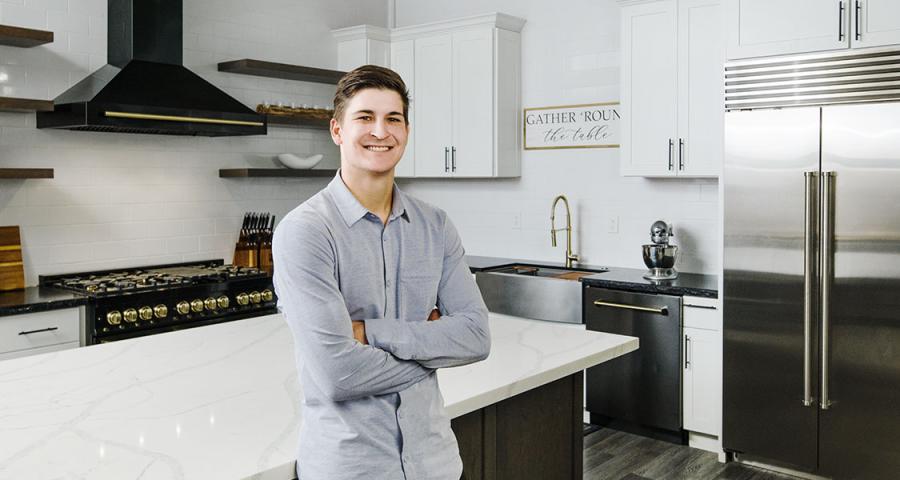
[37,0,266,136]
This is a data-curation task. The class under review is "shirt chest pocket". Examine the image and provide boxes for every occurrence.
[400,255,443,319]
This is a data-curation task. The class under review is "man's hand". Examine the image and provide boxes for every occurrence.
[427,308,441,321]
[351,320,368,345]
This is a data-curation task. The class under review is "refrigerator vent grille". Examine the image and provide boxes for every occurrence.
[725,47,900,110]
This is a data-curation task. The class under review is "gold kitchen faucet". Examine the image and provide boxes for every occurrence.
[550,195,579,269]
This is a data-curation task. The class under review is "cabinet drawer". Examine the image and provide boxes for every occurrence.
[0,308,80,355]
[683,296,720,330]
[0,341,79,362]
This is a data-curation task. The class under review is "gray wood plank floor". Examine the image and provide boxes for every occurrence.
[583,428,800,480]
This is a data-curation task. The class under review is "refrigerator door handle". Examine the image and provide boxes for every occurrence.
[820,171,836,410]
[803,171,819,407]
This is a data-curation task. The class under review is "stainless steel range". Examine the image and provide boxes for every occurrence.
[40,260,277,344]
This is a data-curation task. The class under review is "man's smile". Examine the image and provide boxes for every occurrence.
[365,145,394,152]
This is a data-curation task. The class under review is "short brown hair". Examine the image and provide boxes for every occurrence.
[332,65,410,125]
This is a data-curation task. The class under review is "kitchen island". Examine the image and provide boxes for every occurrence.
[0,312,637,480]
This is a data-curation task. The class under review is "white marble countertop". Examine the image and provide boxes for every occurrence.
[0,313,637,480]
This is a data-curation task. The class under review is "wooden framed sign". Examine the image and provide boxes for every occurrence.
[523,102,620,150]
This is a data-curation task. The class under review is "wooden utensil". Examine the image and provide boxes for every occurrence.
[0,226,25,291]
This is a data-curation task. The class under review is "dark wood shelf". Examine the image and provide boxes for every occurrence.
[266,113,329,129]
[0,97,53,113]
[0,24,53,47]
[218,59,345,84]
[219,168,335,178]
[0,168,54,179]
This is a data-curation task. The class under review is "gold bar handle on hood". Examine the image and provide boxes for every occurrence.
[104,111,264,127]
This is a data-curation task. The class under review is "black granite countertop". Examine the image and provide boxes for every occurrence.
[466,255,718,298]
[0,287,89,316]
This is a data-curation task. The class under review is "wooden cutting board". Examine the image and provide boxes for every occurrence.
[0,226,25,291]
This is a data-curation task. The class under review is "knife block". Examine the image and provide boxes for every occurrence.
[0,226,25,291]
[233,242,257,268]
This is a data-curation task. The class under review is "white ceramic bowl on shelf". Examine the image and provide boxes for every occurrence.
[276,153,323,169]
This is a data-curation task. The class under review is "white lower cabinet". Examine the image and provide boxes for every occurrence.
[0,307,82,361]
[682,296,722,440]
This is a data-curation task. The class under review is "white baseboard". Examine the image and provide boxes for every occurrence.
[736,457,831,480]
[688,431,721,454]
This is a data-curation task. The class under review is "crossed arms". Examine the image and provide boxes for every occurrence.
[272,212,490,402]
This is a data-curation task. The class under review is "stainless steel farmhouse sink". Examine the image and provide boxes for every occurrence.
[474,264,608,324]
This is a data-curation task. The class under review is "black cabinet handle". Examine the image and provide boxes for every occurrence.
[19,326,59,335]
[668,139,674,171]
[839,1,845,41]
[855,1,862,41]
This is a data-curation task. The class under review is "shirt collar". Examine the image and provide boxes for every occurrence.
[327,169,409,227]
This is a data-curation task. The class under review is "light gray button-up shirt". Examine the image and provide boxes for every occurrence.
[272,172,490,480]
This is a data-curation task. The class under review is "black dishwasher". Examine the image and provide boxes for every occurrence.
[584,285,684,443]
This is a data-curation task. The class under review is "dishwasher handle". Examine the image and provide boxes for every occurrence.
[592,300,669,316]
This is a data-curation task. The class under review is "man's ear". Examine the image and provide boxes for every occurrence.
[330,118,342,146]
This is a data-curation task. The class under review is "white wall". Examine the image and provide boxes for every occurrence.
[0,0,387,285]
[393,0,720,274]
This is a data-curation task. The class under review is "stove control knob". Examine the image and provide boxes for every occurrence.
[249,291,262,304]
[176,301,190,315]
[237,293,250,306]
[123,308,138,323]
[191,299,204,313]
[217,295,230,309]
[261,289,274,302]
[107,311,122,326]
[139,306,153,321]
[154,304,168,318]
[204,297,218,311]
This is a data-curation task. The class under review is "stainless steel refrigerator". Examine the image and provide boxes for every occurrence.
[723,47,900,480]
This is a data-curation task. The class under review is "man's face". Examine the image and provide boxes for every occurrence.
[330,88,409,176]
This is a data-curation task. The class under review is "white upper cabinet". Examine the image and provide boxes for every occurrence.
[853,0,900,49]
[390,40,416,178]
[726,0,900,60]
[620,0,722,177]
[412,34,454,177]
[336,14,524,179]
[678,0,724,176]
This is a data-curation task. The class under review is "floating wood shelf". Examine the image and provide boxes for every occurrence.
[0,168,54,179]
[0,97,53,113]
[219,168,335,178]
[218,59,345,84]
[266,114,330,129]
[0,24,53,47]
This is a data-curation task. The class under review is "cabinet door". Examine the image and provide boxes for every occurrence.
[726,0,849,60]
[677,0,723,177]
[391,40,416,178]
[413,35,453,177]
[451,29,494,177]
[621,1,678,177]
[683,326,722,436]
[851,0,900,49]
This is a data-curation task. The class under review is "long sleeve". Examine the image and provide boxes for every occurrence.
[364,214,491,369]
[272,212,433,402]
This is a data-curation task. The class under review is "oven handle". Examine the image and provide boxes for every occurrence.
[19,327,59,335]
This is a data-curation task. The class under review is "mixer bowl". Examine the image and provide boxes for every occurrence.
[642,244,677,269]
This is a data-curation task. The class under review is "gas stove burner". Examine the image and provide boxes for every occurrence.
[43,260,268,296]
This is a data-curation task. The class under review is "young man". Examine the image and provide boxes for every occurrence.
[272,65,491,480]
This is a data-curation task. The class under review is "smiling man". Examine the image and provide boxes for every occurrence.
[272,65,491,480]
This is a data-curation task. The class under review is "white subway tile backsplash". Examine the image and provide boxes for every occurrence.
[0,2,47,28]
[92,238,168,261]
[167,236,199,255]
